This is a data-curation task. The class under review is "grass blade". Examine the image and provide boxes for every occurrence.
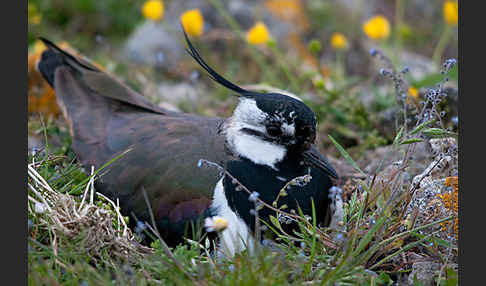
[328,135,365,176]
[409,119,436,135]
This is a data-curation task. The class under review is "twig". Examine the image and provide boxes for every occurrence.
[96,192,129,237]
[28,183,53,213]
[89,166,95,205]
[117,198,121,237]
[28,164,57,195]
[78,168,94,212]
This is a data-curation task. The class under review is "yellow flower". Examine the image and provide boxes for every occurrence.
[31,15,42,25]
[142,0,164,21]
[204,216,228,232]
[443,1,458,26]
[408,87,419,99]
[407,87,420,104]
[363,15,391,40]
[246,22,271,45]
[32,40,47,54]
[180,9,204,37]
[330,33,348,50]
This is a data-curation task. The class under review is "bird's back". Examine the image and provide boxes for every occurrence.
[38,40,227,244]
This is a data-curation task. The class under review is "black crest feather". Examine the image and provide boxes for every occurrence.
[182,27,261,97]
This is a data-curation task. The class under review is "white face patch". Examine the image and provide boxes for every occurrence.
[231,97,267,125]
[231,133,286,170]
[211,179,256,258]
[224,98,287,169]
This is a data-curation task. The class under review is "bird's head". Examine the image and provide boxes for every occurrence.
[225,94,318,169]
[183,29,337,179]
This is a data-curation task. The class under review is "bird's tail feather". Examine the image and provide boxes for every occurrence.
[37,38,99,88]
[37,38,171,117]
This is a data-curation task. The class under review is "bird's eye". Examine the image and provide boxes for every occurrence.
[266,125,282,137]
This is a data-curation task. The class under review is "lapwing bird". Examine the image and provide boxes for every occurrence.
[37,29,338,257]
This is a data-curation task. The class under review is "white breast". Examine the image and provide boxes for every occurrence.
[211,179,256,258]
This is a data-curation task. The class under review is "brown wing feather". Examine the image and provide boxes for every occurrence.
[46,47,228,244]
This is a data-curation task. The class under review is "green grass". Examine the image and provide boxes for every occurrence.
[27,129,457,285]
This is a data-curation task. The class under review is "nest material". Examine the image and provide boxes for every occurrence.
[28,163,153,261]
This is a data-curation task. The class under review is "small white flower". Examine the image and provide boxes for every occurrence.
[329,186,342,195]
[204,216,228,232]
[134,221,147,233]
[34,202,46,214]
[452,116,458,125]
[248,192,260,202]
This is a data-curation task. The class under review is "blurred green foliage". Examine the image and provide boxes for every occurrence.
[28,0,146,44]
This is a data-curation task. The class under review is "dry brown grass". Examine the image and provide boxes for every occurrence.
[28,162,153,264]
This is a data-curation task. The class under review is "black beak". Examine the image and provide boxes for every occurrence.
[303,145,339,179]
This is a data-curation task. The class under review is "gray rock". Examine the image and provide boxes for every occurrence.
[405,138,458,243]
[396,273,412,285]
[157,82,202,104]
[28,135,44,154]
[124,21,183,69]
[328,186,345,239]
[142,81,210,112]
[408,261,440,286]
[399,50,438,78]
[359,141,429,180]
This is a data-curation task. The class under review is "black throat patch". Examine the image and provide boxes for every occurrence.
[221,155,332,241]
